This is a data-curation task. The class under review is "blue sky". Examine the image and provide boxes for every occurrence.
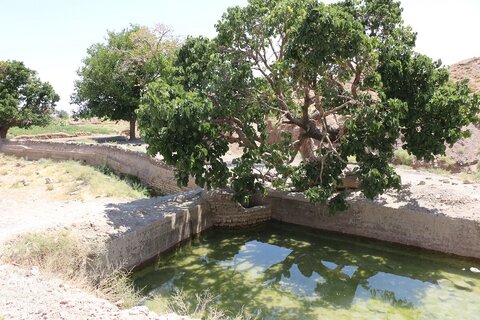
[1,0,479,111]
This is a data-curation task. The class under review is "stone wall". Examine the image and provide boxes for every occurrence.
[2,139,479,260]
[0,140,196,194]
[103,191,213,270]
[202,190,271,227]
[268,191,480,260]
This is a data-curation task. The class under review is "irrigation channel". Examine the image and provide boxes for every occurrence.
[132,221,480,319]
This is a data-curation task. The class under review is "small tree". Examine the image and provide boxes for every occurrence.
[72,24,179,140]
[138,0,479,208]
[0,60,59,139]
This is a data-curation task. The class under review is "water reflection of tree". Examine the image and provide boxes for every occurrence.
[134,222,473,318]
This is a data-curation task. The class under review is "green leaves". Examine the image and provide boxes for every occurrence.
[72,25,178,139]
[138,0,479,211]
[0,60,59,137]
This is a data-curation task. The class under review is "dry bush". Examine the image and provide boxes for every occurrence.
[152,289,255,320]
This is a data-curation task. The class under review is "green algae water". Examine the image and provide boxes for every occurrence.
[132,222,480,319]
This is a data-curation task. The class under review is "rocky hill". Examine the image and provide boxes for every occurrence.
[449,57,480,93]
[445,57,480,171]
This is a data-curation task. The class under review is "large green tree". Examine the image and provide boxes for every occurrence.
[138,0,479,208]
[0,60,59,139]
[72,24,178,140]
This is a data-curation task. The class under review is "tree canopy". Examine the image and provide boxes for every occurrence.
[138,0,479,208]
[72,24,179,140]
[0,60,59,139]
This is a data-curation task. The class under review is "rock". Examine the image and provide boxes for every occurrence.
[45,178,54,184]
[452,280,473,291]
[418,180,426,185]
[437,278,453,287]
[21,179,29,186]
[30,266,40,276]
[435,194,441,200]
[470,267,480,273]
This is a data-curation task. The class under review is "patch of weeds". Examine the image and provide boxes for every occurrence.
[2,231,92,277]
[393,149,414,166]
[425,168,451,176]
[460,171,480,184]
[1,231,140,308]
[97,268,141,308]
[437,155,456,168]
[95,164,115,176]
[94,164,156,197]
[148,289,254,320]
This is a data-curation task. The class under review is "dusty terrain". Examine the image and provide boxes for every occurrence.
[0,156,189,320]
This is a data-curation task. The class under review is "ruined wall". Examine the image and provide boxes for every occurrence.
[268,191,480,260]
[0,140,196,194]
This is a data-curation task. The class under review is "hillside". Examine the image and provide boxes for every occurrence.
[449,57,480,93]
[445,57,480,170]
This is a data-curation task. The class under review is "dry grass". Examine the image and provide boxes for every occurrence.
[7,119,129,138]
[148,289,255,320]
[1,230,140,308]
[0,154,147,202]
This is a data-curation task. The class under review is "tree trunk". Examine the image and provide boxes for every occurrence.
[129,118,136,141]
[0,126,8,139]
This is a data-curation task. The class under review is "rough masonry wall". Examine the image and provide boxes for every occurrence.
[268,191,480,260]
[0,140,196,194]
[202,190,271,227]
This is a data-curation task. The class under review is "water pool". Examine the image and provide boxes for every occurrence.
[132,222,480,319]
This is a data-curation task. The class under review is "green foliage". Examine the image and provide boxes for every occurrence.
[72,24,179,139]
[138,0,480,209]
[0,60,59,138]
[7,120,119,137]
[393,149,414,166]
[94,164,151,197]
[56,109,70,119]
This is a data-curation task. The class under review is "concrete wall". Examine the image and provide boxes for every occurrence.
[268,191,480,260]
[104,192,213,270]
[0,140,196,194]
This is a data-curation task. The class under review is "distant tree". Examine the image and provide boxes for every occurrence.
[0,60,59,139]
[138,0,480,208]
[72,24,179,140]
[56,109,70,120]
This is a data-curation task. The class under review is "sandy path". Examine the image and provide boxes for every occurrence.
[0,199,114,244]
[0,264,187,320]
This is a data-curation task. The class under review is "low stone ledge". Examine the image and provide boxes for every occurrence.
[100,190,213,270]
[268,190,480,260]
